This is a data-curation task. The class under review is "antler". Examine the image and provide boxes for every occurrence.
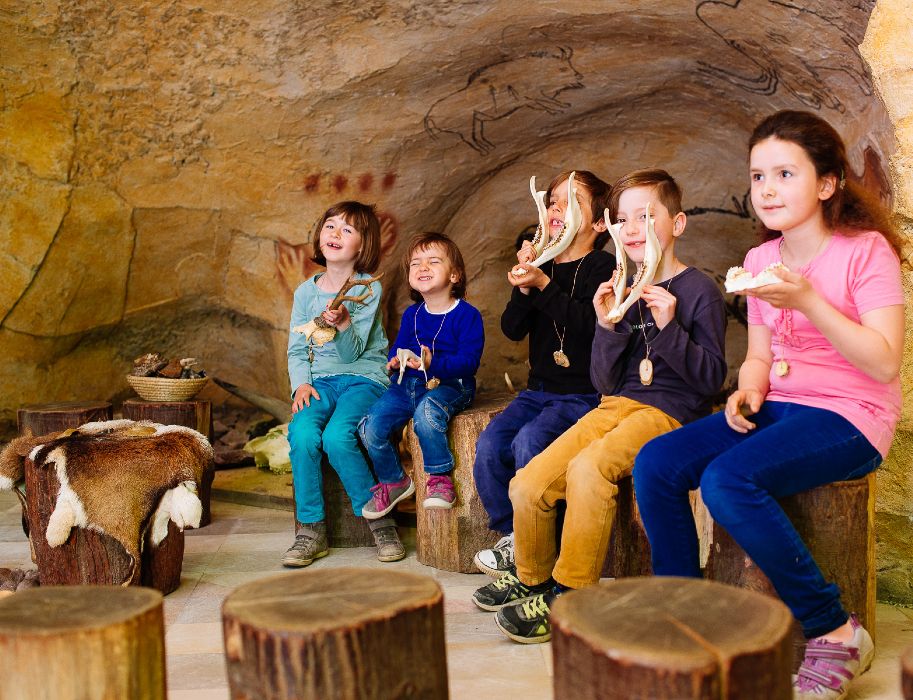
[328,272,384,310]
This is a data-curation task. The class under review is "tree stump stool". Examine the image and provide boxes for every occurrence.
[290,458,375,547]
[0,585,165,700]
[123,398,215,526]
[902,645,913,700]
[706,473,875,666]
[222,568,448,700]
[24,455,185,595]
[551,577,793,699]
[406,394,511,573]
[17,401,112,437]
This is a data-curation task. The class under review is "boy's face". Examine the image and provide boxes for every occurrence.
[408,243,459,299]
[614,186,683,263]
[547,178,603,241]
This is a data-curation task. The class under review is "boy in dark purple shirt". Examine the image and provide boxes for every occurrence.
[473,169,727,644]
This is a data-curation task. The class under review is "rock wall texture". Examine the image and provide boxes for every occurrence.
[1,1,910,600]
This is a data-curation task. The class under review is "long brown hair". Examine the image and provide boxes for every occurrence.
[310,201,382,273]
[546,170,612,250]
[748,111,901,254]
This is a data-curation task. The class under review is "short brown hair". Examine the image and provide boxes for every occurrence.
[546,170,612,249]
[403,232,467,303]
[608,169,683,223]
[310,201,382,273]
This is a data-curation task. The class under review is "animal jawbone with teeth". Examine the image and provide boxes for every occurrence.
[511,171,583,277]
[603,202,663,323]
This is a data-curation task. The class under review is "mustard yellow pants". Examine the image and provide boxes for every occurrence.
[509,396,680,589]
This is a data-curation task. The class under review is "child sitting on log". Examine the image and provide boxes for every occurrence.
[634,111,904,699]
[359,232,483,517]
[473,169,728,644]
[283,201,402,567]
[471,170,617,579]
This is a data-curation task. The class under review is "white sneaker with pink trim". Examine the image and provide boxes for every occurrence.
[793,614,874,699]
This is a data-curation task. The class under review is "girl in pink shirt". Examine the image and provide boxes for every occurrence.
[634,110,903,700]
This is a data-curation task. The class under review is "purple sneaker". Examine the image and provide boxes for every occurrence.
[793,613,874,699]
[361,475,415,519]
[423,474,456,509]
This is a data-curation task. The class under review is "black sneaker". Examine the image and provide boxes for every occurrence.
[471,568,552,612]
[495,590,556,644]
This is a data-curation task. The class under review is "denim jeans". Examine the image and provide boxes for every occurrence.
[359,376,474,481]
[633,401,881,638]
[288,374,385,523]
[473,388,600,535]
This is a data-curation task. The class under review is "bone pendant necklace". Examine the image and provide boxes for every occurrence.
[635,274,675,386]
[414,302,450,389]
[552,254,588,368]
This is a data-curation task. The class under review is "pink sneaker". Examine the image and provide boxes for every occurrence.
[793,614,874,699]
[361,475,414,519]
[423,474,456,509]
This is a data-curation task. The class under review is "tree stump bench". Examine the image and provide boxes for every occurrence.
[551,577,793,699]
[25,454,186,594]
[222,568,448,699]
[406,394,512,573]
[289,458,375,547]
[0,586,166,700]
[706,472,876,666]
[17,401,113,437]
[123,398,215,526]
[903,645,913,699]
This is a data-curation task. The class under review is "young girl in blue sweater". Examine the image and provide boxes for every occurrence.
[360,232,484,518]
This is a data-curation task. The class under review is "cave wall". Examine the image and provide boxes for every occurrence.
[2,0,911,600]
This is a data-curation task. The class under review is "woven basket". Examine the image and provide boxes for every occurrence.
[126,375,209,402]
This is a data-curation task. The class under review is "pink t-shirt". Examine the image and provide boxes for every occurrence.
[745,231,903,456]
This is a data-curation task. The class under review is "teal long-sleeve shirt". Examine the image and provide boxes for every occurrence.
[287,273,390,395]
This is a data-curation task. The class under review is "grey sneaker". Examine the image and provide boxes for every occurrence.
[371,524,406,562]
[474,532,515,577]
[281,522,328,568]
[793,613,874,699]
[362,475,415,519]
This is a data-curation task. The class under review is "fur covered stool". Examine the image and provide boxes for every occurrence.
[551,577,794,699]
[0,419,211,594]
[0,586,165,700]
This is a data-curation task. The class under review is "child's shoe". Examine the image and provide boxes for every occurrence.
[472,568,552,612]
[281,521,328,568]
[474,532,515,577]
[793,613,874,699]
[362,475,415,519]
[369,521,406,562]
[423,473,456,509]
[495,590,557,644]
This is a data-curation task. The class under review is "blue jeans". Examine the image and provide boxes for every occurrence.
[359,376,474,481]
[288,375,385,523]
[473,388,599,534]
[633,401,881,638]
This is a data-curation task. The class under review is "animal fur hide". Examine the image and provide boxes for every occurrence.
[0,419,211,575]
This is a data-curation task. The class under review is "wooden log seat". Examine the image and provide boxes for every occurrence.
[902,644,913,700]
[406,394,512,573]
[551,577,794,699]
[290,458,375,548]
[2,420,212,595]
[222,568,448,700]
[706,472,876,664]
[0,586,166,700]
[17,401,112,437]
[122,398,215,526]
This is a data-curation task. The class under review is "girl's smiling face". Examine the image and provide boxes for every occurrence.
[749,137,835,235]
[408,242,458,298]
[318,214,363,264]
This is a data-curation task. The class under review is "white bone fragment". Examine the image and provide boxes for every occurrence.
[604,202,663,323]
[512,172,583,276]
[724,263,789,293]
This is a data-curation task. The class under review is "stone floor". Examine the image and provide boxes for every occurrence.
[0,489,910,699]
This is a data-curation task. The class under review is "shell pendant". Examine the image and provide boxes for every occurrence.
[553,350,570,368]
[639,357,654,386]
[426,377,441,390]
[774,359,790,377]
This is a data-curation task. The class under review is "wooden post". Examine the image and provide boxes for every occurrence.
[122,399,215,526]
[24,455,184,594]
[706,473,876,666]
[0,586,165,700]
[551,577,793,699]
[222,568,448,700]
[407,395,510,573]
[290,459,375,547]
[17,401,112,437]
[902,645,913,700]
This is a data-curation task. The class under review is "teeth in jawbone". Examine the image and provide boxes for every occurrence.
[512,171,583,277]
[724,262,789,293]
[604,201,663,323]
